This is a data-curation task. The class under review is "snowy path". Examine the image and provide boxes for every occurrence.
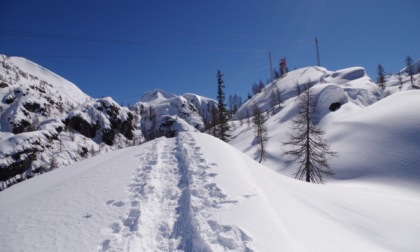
[98,133,252,251]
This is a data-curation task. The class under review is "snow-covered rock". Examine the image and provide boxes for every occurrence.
[0,55,137,190]
[131,90,217,140]
[234,66,381,120]
[65,97,135,145]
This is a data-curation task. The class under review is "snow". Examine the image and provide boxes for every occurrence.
[0,132,419,251]
[1,55,420,251]
[138,89,177,104]
[0,54,137,190]
[1,55,89,104]
[132,90,217,136]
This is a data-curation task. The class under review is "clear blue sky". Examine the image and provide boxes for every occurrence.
[1,0,419,104]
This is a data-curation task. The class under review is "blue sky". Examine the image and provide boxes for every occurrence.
[1,0,419,104]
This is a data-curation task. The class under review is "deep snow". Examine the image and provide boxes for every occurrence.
[0,132,419,251]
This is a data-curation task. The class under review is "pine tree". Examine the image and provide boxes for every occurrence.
[283,84,336,183]
[252,105,268,163]
[377,64,386,90]
[216,70,230,142]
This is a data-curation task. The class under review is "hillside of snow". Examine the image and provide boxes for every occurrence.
[0,55,138,190]
[1,132,419,251]
[230,66,420,187]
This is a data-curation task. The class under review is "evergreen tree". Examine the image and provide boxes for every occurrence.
[216,70,230,142]
[252,105,268,163]
[377,64,386,90]
[283,84,336,183]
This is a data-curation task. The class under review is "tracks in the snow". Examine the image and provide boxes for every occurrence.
[97,133,252,251]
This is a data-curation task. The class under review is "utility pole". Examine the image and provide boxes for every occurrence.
[315,37,321,66]
[269,51,273,82]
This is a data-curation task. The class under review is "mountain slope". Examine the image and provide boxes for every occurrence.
[0,55,137,190]
[230,66,420,188]
[0,132,419,251]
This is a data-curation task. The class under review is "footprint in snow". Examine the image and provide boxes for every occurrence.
[83,213,93,219]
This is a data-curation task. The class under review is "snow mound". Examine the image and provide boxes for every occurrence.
[327,90,420,186]
[312,84,348,121]
[324,67,366,83]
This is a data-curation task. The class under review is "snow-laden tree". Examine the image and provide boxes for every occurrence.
[283,84,336,183]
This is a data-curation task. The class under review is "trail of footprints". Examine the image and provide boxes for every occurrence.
[97,133,252,251]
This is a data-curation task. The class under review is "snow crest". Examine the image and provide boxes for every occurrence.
[97,133,252,251]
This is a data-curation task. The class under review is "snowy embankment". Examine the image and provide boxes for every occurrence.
[1,132,419,251]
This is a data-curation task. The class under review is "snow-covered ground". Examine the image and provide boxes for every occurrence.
[1,132,419,251]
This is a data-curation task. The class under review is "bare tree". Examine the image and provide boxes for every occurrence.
[283,84,336,183]
[294,81,301,96]
[405,55,414,87]
[252,105,268,163]
[397,72,403,90]
[377,64,386,90]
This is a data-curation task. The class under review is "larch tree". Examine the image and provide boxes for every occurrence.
[216,70,230,142]
[405,55,414,87]
[283,83,336,183]
[377,64,386,90]
[252,105,268,163]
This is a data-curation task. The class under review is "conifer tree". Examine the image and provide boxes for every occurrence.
[377,64,386,90]
[216,70,230,142]
[252,105,268,163]
[405,55,414,87]
[283,83,336,183]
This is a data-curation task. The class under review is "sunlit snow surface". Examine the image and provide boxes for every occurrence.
[0,131,419,251]
[1,64,420,251]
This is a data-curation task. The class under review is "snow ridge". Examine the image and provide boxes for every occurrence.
[97,133,252,251]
